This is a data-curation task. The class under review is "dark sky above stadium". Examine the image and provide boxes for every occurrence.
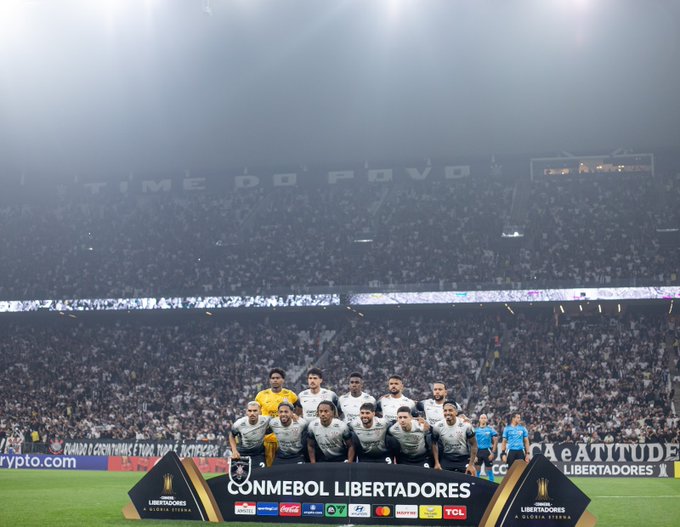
[0,0,679,176]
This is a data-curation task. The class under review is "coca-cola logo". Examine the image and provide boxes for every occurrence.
[279,503,302,517]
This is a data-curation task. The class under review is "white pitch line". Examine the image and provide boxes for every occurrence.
[593,495,679,498]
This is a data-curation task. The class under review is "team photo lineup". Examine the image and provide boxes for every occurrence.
[2,1,680,526]
[230,366,527,479]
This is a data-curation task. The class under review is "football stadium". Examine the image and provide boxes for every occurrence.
[1,1,680,526]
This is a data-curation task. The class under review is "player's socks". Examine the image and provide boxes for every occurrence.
[488,471,495,482]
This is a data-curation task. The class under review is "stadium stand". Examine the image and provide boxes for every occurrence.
[1,310,678,448]
[1,163,679,452]
[1,171,678,300]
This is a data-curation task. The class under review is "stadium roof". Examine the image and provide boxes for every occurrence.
[1,0,679,175]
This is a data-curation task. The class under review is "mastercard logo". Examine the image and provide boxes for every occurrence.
[374,506,392,517]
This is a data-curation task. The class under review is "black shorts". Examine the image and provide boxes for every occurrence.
[357,453,393,464]
[439,456,469,473]
[397,454,432,468]
[273,454,305,465]
[506,450,525,466]
[240,453,266,469]
[316,452,348,463]
[476,448,493,467]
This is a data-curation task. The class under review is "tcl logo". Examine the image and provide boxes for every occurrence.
[280,503,302,517]
[443,505,467,520]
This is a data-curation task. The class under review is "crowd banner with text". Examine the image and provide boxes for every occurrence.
[62,439,226,458]
[490,460,674,479]
[124,452,596,525]
[61,440,678,462]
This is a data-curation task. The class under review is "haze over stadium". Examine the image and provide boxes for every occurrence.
[1,2,680,526]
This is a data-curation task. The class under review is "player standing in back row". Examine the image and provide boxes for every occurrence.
[337,372,376,423]
[376,375,416,421]
[298,368,339,419]
[255,368,299,466]
[416,381,460,425]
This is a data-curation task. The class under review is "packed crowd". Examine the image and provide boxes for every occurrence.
[321,312,497,404]
[1,171,678,301]
[1,310,678,448]
[520,175,679,285]
[475,314,680,445]
[0,318,330,444]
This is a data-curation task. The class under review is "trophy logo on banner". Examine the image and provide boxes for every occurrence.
[535,477,551,502]
[161,473,174,497]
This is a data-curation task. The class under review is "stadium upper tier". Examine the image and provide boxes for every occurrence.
[1,310,677,445]
[0,171,678,300]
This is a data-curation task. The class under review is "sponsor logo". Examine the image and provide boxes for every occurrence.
[419,505,443,519]
[395,504,418,518]
[234,502,256,515]
[325,503,348,518]
[229,458,252,486]
[302,503,324,517]
[373,505,393,518]
[280,503,302,517]
[256,502,278,516]
[443,505,467,520]
[349,504,371,518]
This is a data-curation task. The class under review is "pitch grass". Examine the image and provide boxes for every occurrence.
[1,470,679,527]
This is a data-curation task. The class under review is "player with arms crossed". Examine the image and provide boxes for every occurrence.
[267,402,308,465]
[298,368,339,419]
[390,406,432,467]
[337,372,376,423]
[474,413,498,481]
[307,401,355,463]
[501,413,530,467]
[376,375,416,422]
[228,401,270,468]
[431,401,477,476]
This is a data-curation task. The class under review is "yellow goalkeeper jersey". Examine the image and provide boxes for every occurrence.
[255,388,299,418]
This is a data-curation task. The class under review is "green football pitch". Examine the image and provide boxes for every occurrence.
[1,470,678,527]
